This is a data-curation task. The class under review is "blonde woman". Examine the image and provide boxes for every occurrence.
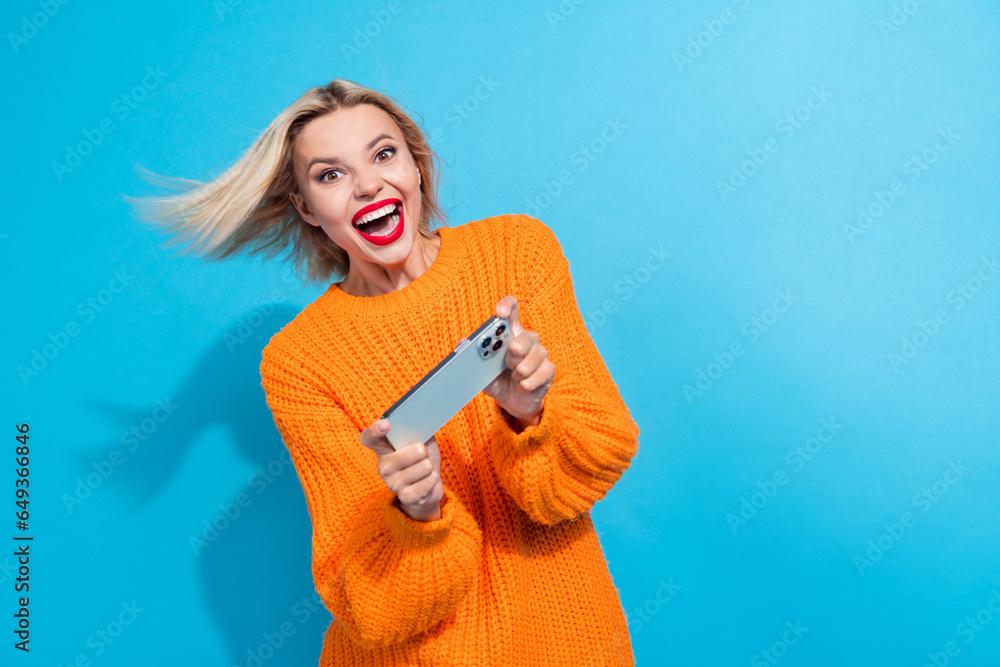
[134,78,641,666]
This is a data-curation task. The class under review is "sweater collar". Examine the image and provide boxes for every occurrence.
[322,226,462,318]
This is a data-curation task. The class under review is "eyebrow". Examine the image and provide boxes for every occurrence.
[305,133,395,171]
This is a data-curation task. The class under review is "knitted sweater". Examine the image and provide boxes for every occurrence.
[259,213,641,666]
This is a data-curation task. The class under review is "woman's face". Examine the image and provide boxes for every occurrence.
[289,104,423,265]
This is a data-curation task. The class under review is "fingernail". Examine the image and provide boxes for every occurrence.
[378,420,388,432]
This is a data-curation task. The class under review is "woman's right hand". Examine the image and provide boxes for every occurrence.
[360,419,443,522]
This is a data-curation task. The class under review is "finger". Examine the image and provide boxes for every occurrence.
[496,296,522,335]
[424,435,441,466]
[505,331,539,371]
[380,440,429,473]
[398,437,442,505]
[386,455,435,494]
[511,339,549,384]
[517,358,555,392]
[399,474,443,507]
[359,418,396,455]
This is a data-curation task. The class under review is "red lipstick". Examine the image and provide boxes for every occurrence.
[352,198,404,246]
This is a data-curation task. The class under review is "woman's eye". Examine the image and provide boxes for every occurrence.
[316,148,393,181]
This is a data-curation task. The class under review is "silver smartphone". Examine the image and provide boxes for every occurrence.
[380,315,513,450]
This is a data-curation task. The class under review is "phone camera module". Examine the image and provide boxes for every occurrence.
[495,324,506,336]
[480,337,492,349]
[492,340,503,352]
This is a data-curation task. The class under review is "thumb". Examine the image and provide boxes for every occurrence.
[497,296,521,336]
[360,418,396,455]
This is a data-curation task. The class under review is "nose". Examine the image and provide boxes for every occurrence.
[353,163,384,200]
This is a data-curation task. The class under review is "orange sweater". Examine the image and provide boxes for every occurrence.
[259,214,641,666]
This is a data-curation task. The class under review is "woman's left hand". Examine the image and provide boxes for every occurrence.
[483,296,555,428]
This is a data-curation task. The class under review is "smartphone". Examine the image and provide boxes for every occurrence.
[380,315,513,450]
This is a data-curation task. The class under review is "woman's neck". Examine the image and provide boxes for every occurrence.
[338,232,442,297]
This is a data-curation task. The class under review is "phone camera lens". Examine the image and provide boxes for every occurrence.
[481,337,492,348]
[492,340,503,351]
[495,324,506,335]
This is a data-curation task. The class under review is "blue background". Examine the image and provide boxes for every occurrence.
[4,0,999,665]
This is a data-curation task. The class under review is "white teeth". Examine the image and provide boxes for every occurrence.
[355,203,398,226]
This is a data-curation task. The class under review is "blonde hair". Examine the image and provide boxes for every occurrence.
[126,79,448,285]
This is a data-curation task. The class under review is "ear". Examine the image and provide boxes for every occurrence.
[289,191,319,227]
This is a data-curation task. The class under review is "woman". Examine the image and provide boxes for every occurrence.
[134,78,641,666]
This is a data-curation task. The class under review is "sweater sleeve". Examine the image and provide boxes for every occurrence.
[259,342,483,648]
[484,215,641,526]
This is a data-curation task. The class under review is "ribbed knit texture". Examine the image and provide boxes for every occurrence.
[259,214,641,666]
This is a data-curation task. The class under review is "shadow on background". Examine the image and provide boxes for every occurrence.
[79,304,332,665]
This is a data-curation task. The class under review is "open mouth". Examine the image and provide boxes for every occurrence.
[353,201,402,238]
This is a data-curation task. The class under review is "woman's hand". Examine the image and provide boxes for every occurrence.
[360,420,443,522]
[483,296,555,429]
